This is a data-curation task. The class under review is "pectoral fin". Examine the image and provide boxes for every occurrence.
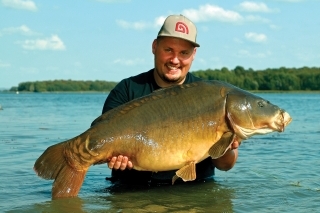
[209,132,235,159]
[172,161,196,184]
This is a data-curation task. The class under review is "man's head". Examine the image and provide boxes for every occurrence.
[157,15,200,48]
[152,15,199,87]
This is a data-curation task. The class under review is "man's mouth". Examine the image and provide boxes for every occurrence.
[167,65,180,72]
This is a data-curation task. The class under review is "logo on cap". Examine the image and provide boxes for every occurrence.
[175,22,189,34]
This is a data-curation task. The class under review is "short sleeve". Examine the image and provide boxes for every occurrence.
[101,80,130,114]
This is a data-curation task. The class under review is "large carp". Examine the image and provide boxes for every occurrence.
[34,80,292,199]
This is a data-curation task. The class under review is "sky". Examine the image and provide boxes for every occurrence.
[1,0,320,89]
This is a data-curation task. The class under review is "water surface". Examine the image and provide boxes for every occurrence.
[0,92,319,212]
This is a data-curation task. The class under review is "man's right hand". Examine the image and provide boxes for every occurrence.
[108,155,133,170]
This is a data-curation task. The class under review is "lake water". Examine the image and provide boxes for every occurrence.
[0,92,319,213]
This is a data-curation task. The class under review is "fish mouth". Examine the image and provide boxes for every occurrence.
[229,124,275,140]
[273,110,292,132]
[227,110,292,140]
[227,112,267,140]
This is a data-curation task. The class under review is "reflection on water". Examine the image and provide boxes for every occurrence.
[10,180,234,213]
[7,197,86,213]
[102,180,234,212]
[1,92,320,212]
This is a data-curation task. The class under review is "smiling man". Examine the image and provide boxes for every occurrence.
[94,14,239,184]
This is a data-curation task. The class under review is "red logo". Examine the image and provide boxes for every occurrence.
[175,22,189,34]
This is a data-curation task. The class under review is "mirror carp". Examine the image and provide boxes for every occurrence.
[34,80,292,199]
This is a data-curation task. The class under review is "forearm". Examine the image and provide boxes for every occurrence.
[212,149,238,171]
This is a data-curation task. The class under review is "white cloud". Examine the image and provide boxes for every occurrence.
[1,0,37,11]
[154,16,167,28]
[245,32,267,43]
[0,60,11,68]
[116,20,149,30]
[117,16,167,30]
[113,58,145,66]
[275,0,305,2]
[295,51,320,62]
[1,25,39,36]
[237,49,271,58]
[19,66,39,74]
[116,4,244,30]
[95,0,130,2]
[196,57,207,65]
[239,1,277,13]
[182,4,243,23]
[117,4,244,31]
[20,35,66,50]
[233,38,244,44]
[117,4,249,31]
[269,24,281,30]
[245,15,270,23]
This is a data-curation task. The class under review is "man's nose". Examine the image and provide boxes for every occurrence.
[170,54,180,63]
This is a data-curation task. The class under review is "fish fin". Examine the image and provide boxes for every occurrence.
[172,175,180,185]
[34,141,87,199]
[52,163,87,199]
[209,132,235,159]
[173,161,196,184]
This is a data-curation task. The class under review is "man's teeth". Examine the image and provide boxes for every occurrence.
[167,65,179,70]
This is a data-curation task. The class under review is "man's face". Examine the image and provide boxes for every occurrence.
[152,37,197,87]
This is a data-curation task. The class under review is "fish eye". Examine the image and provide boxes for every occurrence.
[258,101,264,108]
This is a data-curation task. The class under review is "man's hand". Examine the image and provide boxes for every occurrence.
[108,155,133,170]
[212,139,240,171]
[230,140,240,150]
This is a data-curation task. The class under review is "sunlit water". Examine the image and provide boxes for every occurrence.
[0,92,319,213]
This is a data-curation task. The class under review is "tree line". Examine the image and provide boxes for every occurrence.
[8,66,320,92]
[10,80,117,92]
[192,66,320,91]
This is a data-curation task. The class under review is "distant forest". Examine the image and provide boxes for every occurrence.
[192,66,320,91]
[10,80,117,92]
[9,66,320,92]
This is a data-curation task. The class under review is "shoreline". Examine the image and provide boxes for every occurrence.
[1,90,320,94]
[0,91,110,94]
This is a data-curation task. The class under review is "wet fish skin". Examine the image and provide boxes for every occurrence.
[34,80,292,199]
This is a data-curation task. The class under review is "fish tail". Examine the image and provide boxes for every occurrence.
[34,141,87,199]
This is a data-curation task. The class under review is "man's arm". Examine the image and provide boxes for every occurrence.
[99,80,134,170]
[212,141,239,171]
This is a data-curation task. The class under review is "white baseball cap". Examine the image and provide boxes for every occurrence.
[157,14,200,47]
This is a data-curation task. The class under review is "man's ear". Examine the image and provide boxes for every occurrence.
[152,39,157,54]
[192,48,197,60]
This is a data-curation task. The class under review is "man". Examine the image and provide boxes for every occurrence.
[98,14,239,184]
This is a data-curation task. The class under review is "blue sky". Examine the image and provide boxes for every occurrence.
[1,0,319,89]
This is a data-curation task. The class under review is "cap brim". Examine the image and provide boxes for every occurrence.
[157,35,200,47]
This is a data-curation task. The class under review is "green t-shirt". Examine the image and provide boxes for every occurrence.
[101,69,215,182]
